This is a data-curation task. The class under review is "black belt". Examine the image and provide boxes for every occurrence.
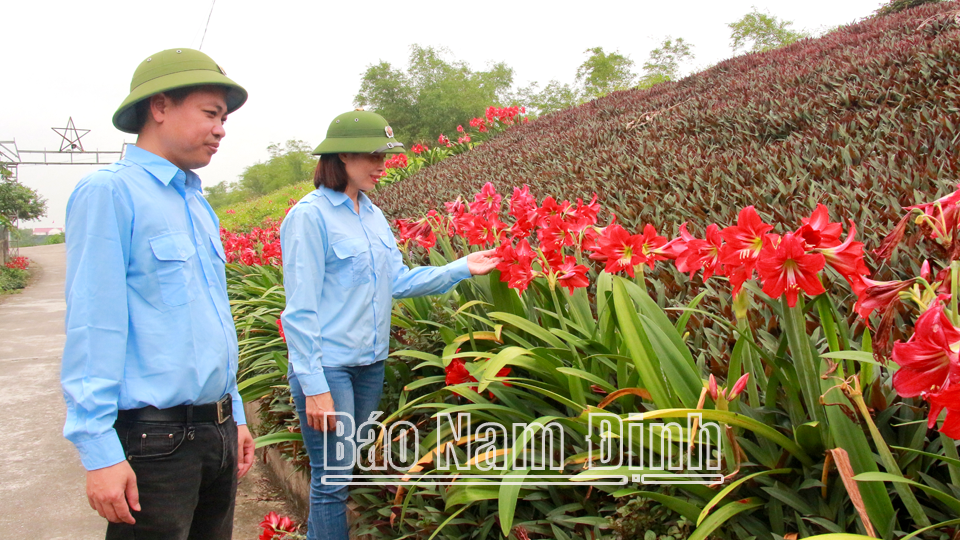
[116,395,232,425]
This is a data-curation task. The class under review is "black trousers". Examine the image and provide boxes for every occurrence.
[105,418,238,540]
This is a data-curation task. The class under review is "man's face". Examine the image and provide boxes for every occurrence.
[157,88,228,171]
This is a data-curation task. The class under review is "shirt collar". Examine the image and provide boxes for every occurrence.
[319,186,374,213]
[124,144,201,190]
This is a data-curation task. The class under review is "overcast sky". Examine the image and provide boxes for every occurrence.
[4,0,887,228]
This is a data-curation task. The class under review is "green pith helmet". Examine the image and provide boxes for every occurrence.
[312,110,405,155]
[112,48,248,134]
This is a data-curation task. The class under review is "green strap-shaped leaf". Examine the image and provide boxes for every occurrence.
[890,445,960,469]
[854,471,960,514]
[498,467,531,536]
[637,408,813,465]
[698,468,793,525]
[638,314,703,408]
[611,279,675,409]
[254,431,304,449]
[489,311,567,349]
[478,347,532,392]
[615,490,702,522]
[689,497,764,540]
[556,367,617,393]
[901,518,960,540]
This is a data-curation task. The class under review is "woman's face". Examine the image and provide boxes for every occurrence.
[339,153,387,193]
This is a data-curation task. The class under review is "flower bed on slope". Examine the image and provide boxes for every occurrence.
[372,3,960,284]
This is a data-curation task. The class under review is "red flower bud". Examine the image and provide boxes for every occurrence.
[708,374,719,400]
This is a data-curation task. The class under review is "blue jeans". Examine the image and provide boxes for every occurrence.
[288,361,385,540]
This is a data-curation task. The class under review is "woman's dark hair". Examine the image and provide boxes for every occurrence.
[314,154,348,191]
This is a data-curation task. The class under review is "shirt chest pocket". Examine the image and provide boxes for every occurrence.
[149,232,198,307]
[330,237,372,288]
[374,234,395,278]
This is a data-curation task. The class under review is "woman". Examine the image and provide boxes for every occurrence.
[279,110,499,540]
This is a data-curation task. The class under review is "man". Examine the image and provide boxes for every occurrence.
[61,48,255,539]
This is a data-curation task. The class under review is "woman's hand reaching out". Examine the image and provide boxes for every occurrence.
[467,249,501,276]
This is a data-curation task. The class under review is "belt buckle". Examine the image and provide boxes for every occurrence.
[216,396,231,424]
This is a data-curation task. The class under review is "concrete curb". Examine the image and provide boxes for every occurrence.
[244,402,311,519]
[243,401,375,539]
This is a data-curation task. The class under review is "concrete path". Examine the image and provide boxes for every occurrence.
[0,244,102,539]
[0,244,299,539]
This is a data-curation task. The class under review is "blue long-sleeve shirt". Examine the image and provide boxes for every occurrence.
[62,145,245,471]
[280,186,472,396]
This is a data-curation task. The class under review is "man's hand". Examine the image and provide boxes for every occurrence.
[305,392,337,432]
[87,461,140,524]
[237,424,255,479]
[466,249,501,276]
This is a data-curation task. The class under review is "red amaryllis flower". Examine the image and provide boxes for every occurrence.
[507,186,537,239]
[411,143,428,154]
[445,358,477,386]
[891,302,960,397]
[385,153,408,169]
[461,214,505,247]
[470,182,502,219]
[259,512,297,540]
[910,187,960,241]
[534,197,574,228]
[495,239,536,294]
[537,216,576,252]
[876,185,960,260]
[796,204,842,249]
[277,319,286,343]
[445,359,511,397]
[580,227,601,253]
[817,220,869,292]
[674,223,724,280]
[720,206,774,294]
[756,232,826,307]
[509,185,537,219]
[395,217,437,251]
[925,386,960,438]
[853,277,915,320]
[442,201,463,216]
[588,223,645,277]
[554,256,589,294]
[542,247,565,273]
[569,194,600,233]
[636,224,677,269]
[438,134,450,146]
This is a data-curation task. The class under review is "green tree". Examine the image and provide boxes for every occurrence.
[639,37,695,88]
[204,140,316,209]
[728,8,809,54]
[575,47,637,100]
[238,140,316,196]
[355,45,515,143]
[513,80,581,116]
[0,166,47,223]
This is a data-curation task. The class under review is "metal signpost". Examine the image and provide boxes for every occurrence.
[0,118,125,262]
